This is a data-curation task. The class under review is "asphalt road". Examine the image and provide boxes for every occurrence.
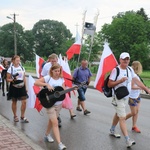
[0,78,150,150]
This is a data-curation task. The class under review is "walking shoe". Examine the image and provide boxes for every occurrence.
[76,107,82,111]
[20,117,29,123]
[2,93,5,96]
[58,142,66,150]
[45,134,54,143]
[109,130,121,138]
[70,114,76,119]
[84,109,91,115]
[132,126,141,133]
[126,139,136,148]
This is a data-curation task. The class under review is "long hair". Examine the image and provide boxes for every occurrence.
[131,61,142,75]
[49,64,63,78]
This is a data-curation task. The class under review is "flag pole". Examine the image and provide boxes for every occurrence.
[77,10,87,67]
[87,10,99,63]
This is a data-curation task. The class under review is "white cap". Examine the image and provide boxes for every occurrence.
[120,52,130,59]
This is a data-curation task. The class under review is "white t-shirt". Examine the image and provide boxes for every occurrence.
[41,62,52,76]
[7,66,25,80]
[44,75,64,105]
[129,75,141,99]
[41,62,61,77]
[109,66,137,97]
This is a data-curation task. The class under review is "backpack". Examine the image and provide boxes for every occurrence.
[102,67,119,97]
[102,66,132,97]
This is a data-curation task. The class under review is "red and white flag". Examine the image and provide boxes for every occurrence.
[66,31,81,60]
[27,75,43,112]
[35,54,45,78]
[59,54,72,87]
[0,64,5,70]
[94,42,118,92]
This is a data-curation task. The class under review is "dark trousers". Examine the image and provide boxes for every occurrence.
[2,78,9,94]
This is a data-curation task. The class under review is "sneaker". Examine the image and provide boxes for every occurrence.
[20,117,29,123]
[109,130,121,138]
[58,142,66,150]
[84,109,91,115]
[2,93,5,96]
[76,107,82,111]
[126,139,136,148]
[45,134,54,143]
[132,126,141,133]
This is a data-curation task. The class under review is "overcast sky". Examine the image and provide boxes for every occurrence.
[0,0,150,36]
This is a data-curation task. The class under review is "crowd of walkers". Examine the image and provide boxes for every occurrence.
[0,52,149,149]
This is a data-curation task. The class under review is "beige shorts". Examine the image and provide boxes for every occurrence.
[113,98,128,118]
[46,104,62,120]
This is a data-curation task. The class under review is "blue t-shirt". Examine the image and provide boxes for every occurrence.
[73,66,92,83]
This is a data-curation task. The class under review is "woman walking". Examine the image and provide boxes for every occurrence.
[35,64,66,150]
[7,55,29,123]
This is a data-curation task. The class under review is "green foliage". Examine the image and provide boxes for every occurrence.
[101,9,150,69]
[0,23,35,61]
[32,19,72,57]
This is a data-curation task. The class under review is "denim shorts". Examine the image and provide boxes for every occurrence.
[128,97,141,106]
[77,87,87,101]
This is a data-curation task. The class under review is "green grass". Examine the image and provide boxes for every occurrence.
[141,71,150,78]
[142,79,150,88]
[24,66,36,73]
[24,65,150,87]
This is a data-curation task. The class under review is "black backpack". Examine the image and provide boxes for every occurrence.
[102,67,119,97]
[102,66,132,97]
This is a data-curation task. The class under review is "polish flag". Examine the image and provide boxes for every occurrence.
[0,64,5,70]
[66,31,81,60]
[35,54,45,78]
[59,54,72,87]
[27,75,43,112]
[94,42,118,92]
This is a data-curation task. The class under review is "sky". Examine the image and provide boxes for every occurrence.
[0,0,150,37]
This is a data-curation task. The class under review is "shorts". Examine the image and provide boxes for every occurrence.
[128,97,141,106]
[46,104,62,120]
[77,87,87,101]
[113,98,128,118]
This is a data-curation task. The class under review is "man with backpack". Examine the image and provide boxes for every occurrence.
[108,52,150,148]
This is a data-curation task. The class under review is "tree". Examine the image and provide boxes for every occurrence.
[19,30,35,62]
[0,23,34,61]
[32,19,72,57]
[101,9,150,69]
[0,23,17,56]
[136,8,149,21]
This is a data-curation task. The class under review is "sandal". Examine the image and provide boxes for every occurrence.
[14,116,19,122]
[20,117,29,123]
[71,114,76,119]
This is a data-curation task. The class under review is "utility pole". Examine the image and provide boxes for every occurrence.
[7,13,19,55]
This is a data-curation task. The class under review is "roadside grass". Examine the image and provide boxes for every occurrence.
[24,65,150,87]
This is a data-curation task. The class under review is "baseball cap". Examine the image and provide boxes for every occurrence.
[120,52,130,59]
